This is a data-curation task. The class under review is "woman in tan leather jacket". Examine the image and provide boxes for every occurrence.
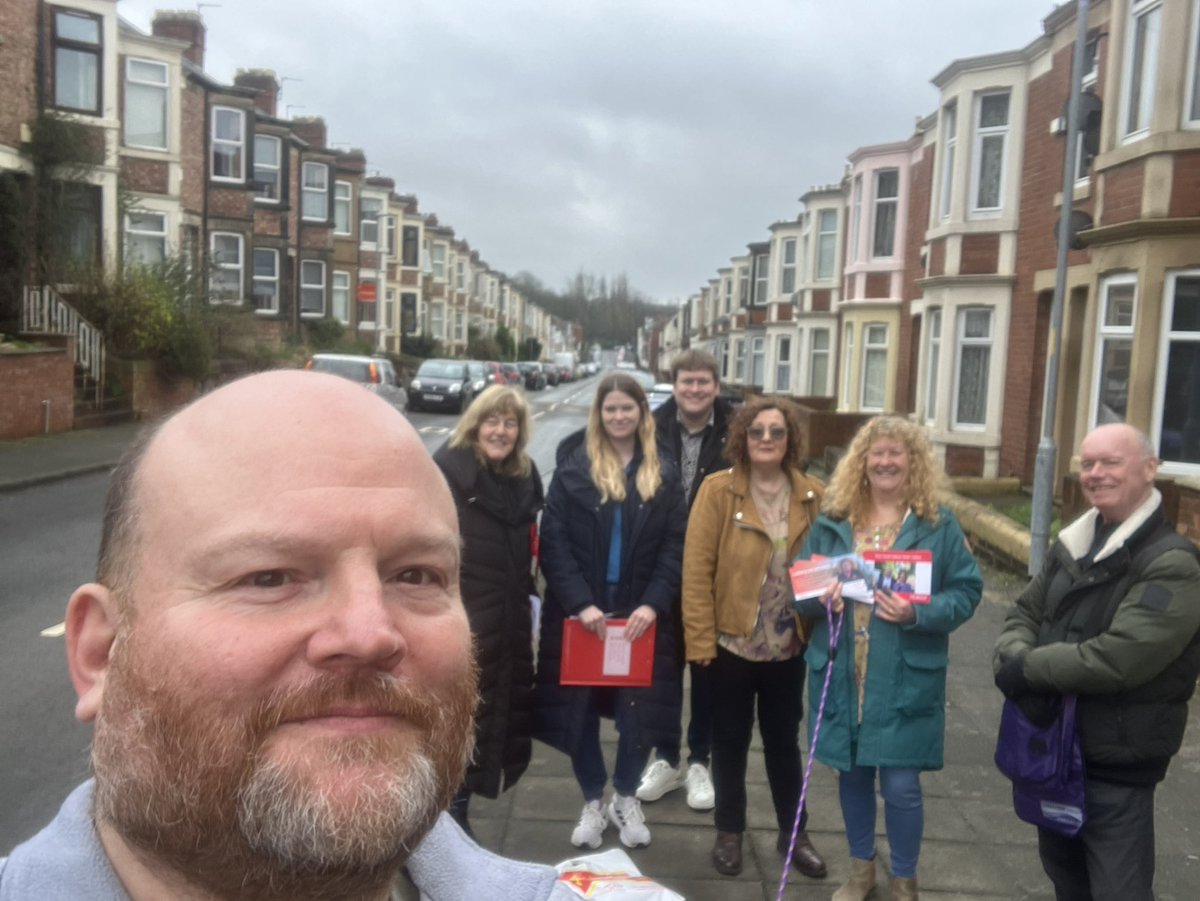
[681,396,826,881]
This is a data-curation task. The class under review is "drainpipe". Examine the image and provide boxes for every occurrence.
[42,399,51,434]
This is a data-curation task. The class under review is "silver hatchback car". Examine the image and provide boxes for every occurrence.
[304,353,407,413]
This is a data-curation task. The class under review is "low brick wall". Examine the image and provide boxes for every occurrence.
[0,338,75,438]
[110,359,197,420]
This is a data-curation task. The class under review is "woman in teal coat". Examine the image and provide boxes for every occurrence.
[796,417,981,901]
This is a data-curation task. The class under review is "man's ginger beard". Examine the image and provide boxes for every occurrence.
[90,625,478,900]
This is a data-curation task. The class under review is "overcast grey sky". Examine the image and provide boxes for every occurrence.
[118,0,1059,303]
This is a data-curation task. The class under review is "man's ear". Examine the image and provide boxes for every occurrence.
[66,583,119,723]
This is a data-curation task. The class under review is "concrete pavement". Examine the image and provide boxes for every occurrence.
[3,424,1198,898]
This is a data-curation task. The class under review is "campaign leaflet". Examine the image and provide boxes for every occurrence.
[789,554,879,605]
[863,549,933,604]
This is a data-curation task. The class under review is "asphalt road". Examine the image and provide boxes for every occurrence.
[0,376,598,854]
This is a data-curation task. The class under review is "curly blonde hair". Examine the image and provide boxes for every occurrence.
[823,416,945,524]
[585,374,661,503]
[449,384,533,478]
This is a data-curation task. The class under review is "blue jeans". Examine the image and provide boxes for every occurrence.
[839,764,923,878]
[570,688,651,801]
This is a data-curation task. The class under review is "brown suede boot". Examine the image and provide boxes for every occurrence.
[889,876,917,900]
[831,857,876,901]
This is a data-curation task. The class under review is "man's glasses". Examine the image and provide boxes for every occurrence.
[747,426,787,441]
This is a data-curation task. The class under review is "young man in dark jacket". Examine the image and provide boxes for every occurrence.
[636,349,733,812]
[993,423,1200,901]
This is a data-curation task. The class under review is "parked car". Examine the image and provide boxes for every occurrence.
[539,362,560,387]
[304,353,406,413]
[467,361,489,396]
[500,362,523,385]
[517,361,547,390]
[407,359,475,413]
[647,382,674,412]
[556,365,574,383]
[482,360,505,385]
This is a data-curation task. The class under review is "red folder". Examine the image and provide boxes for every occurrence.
[560,618,656,687]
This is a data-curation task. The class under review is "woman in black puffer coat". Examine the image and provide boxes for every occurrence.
[434,385,543,837]
[533,373,686,851]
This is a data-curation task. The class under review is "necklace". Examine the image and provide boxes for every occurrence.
[751,481,790,526]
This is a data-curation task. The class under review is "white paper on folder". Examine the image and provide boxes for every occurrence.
[603,625,632,676]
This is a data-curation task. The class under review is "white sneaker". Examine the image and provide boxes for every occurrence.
[635,759,684,802]
[685,762,715,810]
[570,800,607,849]
[607,794,651,848]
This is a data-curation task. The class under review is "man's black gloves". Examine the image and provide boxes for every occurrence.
[996,652,1060,727]
[994,653,1030,698]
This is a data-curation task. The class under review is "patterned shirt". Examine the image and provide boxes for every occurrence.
[677,407,714,496]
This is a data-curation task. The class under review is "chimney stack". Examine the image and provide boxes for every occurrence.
[291,116,327,149]
[152,11,206,69]
[234,69,280,117]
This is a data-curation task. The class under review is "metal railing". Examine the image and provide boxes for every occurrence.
[21,285,106,405]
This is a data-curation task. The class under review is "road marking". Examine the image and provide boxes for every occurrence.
[418,425,451,434]
[41,622,66,638]
[532,411,545,419]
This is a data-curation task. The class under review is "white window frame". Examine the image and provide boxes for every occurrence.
[871,169,899,259]
[734,338,746,382]
[939,103,957,220]
[211,106,245,182]
[753,254,769,304]
[780,239,797,295]
[252,247,279,314]
[331,270,351,323]
[860,323,888,412]
[301,162,329,222]
[723,276,732,314]
[774,334,792,392]
[849,175,862,263]
[253,135,281,203]
[1154,269,1200,472]
[952,307,993,429]
[1188,0,1200,128]
[810,328,830,396]
[124,210,167,267]
[334,181,352,235]
[360,196,382,247]
[1122,0,1162,141]
[455,309,466,342]
[300,260,326,316]
[124,58,168,150]
[841,324,854,407]
[1090,275,1137,428]
[430,301,446,338]
[358,280,378,326]
[924,308,942,424]
[970,91,1010,215]
[816,209,838,280]
[431,243,446,280]
[750,335,765,386]
[209,231,243,304]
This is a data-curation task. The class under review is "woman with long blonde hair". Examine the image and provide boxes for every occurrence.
[796,416,982,901]
[533,373,686,851]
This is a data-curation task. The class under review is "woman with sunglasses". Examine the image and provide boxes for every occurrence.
[681,396,827,880]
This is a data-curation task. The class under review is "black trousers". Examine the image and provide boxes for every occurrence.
[709,646,807,834]
[1037,778,1156,901]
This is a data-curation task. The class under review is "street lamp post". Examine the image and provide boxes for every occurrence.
[1029,0,1090,574]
